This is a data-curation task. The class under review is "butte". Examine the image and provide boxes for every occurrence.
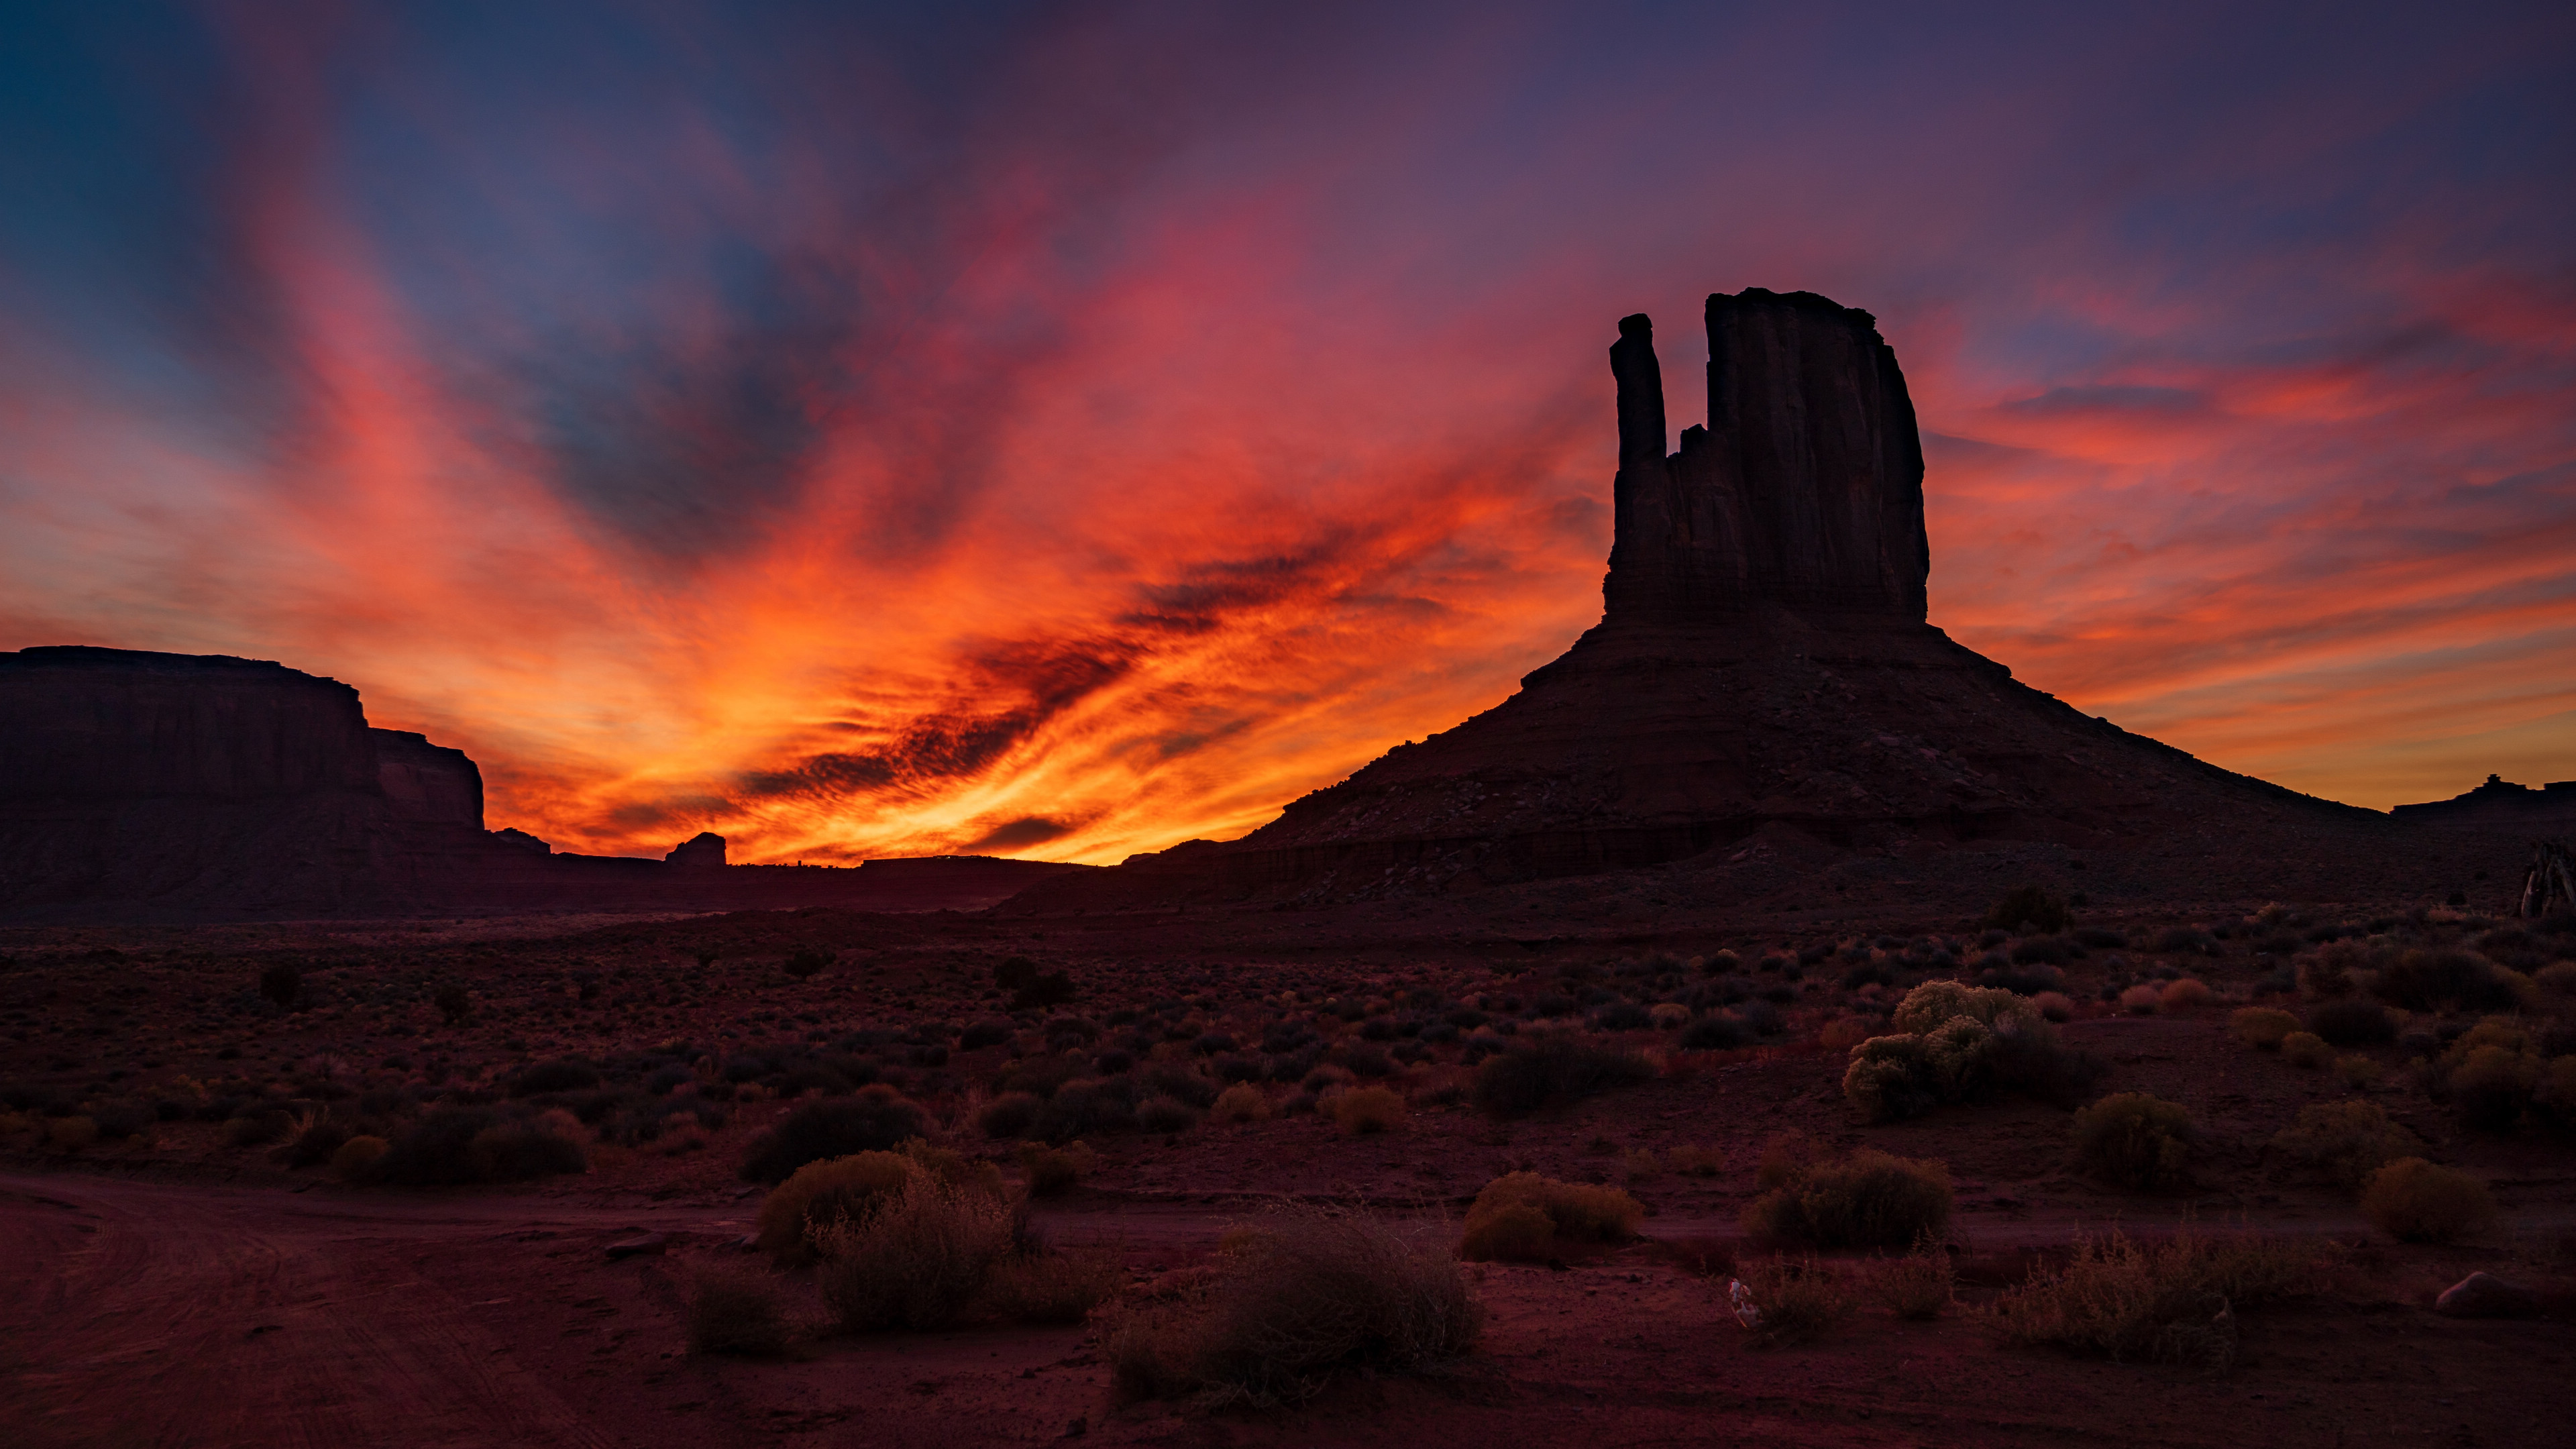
[1014,288,2399,910]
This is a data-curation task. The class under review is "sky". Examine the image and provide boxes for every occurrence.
[3,1,2571,864]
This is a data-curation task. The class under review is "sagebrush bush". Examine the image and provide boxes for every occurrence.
[814,1172,1020,1332]
[2232,1008,2300,1049]
[1470,1034,1652,1117]
[688,1262,793,1355]
[2032,991,2077,1022]
[1210,1083,1271,1124]
[1326,1085,1406,1135]
[2271,1100,2419,1192]
[2159,978,2213,1011]
[371,1108,586,1185]
[2280,1031,2334,1069]
[1984,1228,2322,1367]
[1018,1140,1097,1196]
[2074,1093,2192,1191]
[1136,1095,1199,1133]
[977,1091,1042,1139]
[1843,983,2098,1120]
[1870,1247,1954,1320]
[331,1134,388,1180]
[1737,1256,1854,1346]
[2117,984,2162,1015]
[1459,1172,1643,1261]
[1108,1210,1479,1407]
[2446,1042,2539,1130]
[756,1150,920,1261]
[2373,950,2522,1012]
[2359,1158,2496,1242]
[1742,1149,1952,1250]
[739,1089,932,1184]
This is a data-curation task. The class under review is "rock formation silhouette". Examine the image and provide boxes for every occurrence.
[0,647,1084,918]
[1012,288,2385,908]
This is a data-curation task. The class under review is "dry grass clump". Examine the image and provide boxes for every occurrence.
[2073,1093,2192,1191]
[1017,1140,1097,1196]
[814,1171,1020,1332]
[1667,1144,1727,1177]
[1471,1034,1654,1117]
[2280,1031,2334,1069]
[1743,1149,1951,1250]
[1459,1172,1644,1261]
[1735,1256,1855,1346]
[1108,1210,1479,1407]
[2231,1008,2300,1049]
[1324,1085,1407,1135]
[1843,982,2103,1121]
[1870,1244,1955,1320]
[2271,1100,2420,1192]
[686,1261,794,1356]
[2359,1158,2497,1243]
[757,1143,1000,1263]
[1210,1083,1271,1124]
[981,1248,1122,1325]
[1984,1228,2325,1368]
[2159,978,2213,1011]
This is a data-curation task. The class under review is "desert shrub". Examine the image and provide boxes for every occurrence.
[2536,962,2576,998]
[2116,984,2161,1015]
[331,1134,388,1179]
[2074,1093,2192,1191]
[512,1059,600,1095]
[1984,1228,2323,1366]
[1986,885,2072,934]
[1140,1061,1220,1108]
[277,1110,351,1167]
[1210,1083,1271,1124]
[783,947,835,979]
[1678,1014,1750,1052]
[2447,1044,2538,1130]
[258,963,302,1008]
[225,1108,293,1147]
[1988,1024,2108,1108]
[1841,1034,1943,1122]
[687,1262,793,1355]
[1470,1034,1653,1118]
[959,1019,1012,1051]
[981,1248,1121,1325]
[1871,1248,1955,1320]
[2159,978,2212,1011]
[1108,1210,1479,1407]
[1889,980,2039,1034]
[2308,999,2395,1046]
[815,1172,1020,1331]
[1742,1150,1952,1250]
[2031,990,2076,1022]
[756,1150,920,1260]
[1736,1256,1854,1346]
[2360,1158,2496,1242]
[977,1091,1042,1139]
[1326,1085,1406,1135]
[738,1089,932,1184]
[1649,1003,1691,1029]
[87,1099,154,1141]
[2271,1100,2420,1192]
[1460,1173,1642,1260]
[2373,950,2520,1012]
[1018,1140,1097,1196]
[433,983,471,1026]
[2231,1008,2300,1049]
[48,1116,98,1151]
[995,956,1040,991]
[1668,1144,1727,1177]
[1817,1016,1874,1051]
[2337,1054,2383,1088]
[2151,925,2216,955]
[1031,1079,1138,1143]
[2074,926,2129,949]
[372,1108,586,1185]
[2280,1032,2334,1069]
[1136,1095,1199,1134]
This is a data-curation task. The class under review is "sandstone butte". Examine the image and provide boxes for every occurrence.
[1012,288,2419,910]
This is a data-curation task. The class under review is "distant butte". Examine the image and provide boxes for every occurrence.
[1012,288,2404,910]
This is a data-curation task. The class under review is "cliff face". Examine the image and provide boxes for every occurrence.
[0,648,378,801]
[1605,290,1928,623]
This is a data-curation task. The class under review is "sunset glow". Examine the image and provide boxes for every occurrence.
[5,3,2570,861]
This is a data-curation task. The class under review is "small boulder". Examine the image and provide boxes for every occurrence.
[2433,1271,2538,1319]
[605,1232,669,1260]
